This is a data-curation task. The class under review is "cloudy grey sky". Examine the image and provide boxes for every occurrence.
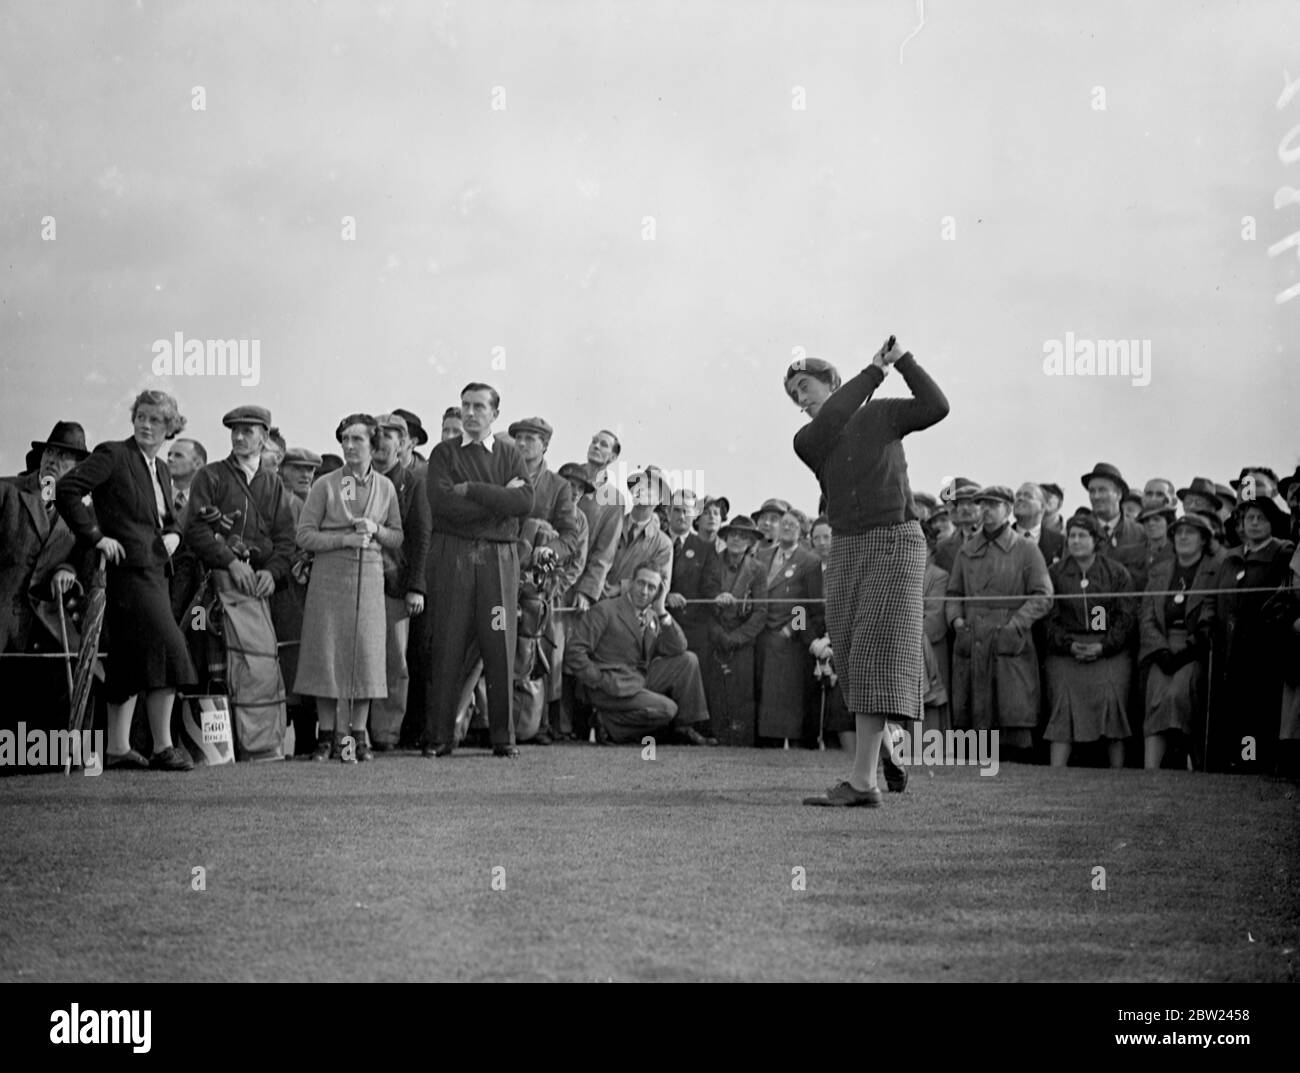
[2,0,1296,518]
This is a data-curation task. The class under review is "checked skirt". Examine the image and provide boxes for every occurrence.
[824,521,926,720]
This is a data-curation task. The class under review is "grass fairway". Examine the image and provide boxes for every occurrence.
[0,747,1296,982]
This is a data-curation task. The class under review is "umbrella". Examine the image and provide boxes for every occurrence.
[65,552,106,775]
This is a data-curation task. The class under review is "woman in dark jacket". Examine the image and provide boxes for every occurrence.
[787,336,949,806]
[1211,497,1296,773]
[55,390,197,771]
[1043,513,1136,768]
[1140,513,1219,770]
[704,515,766,745]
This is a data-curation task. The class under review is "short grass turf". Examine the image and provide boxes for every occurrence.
[0,748,1296,982]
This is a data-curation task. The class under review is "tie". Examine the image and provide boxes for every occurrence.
[768,549,786,585]
[174,490,187,516]
[675,537,684,556]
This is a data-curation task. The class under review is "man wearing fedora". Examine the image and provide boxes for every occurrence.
[1081,462,1146,578]
[946,485,1053,754]
[182,406,297,605]
[565,458,620,615]
[752,497,791,548]
[604,465,674,618]
[1175,476,1222,520]
[0,421,91,661]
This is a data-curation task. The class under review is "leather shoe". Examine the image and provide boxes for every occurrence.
[149,746,194,772]
[803,780,883,807]
[421,744,453,759]
[880,749,908,793]
[492,745,520,758]
[106,749,149,770]
[678,726,717,747]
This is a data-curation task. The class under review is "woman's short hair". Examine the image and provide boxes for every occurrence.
[811,514,832,535]
[334,413,381,452]
[783,357,842,404]
[1065,512,1103,544]
[130,390,186,438]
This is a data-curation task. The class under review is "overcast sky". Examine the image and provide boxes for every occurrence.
[2,0,1297,519]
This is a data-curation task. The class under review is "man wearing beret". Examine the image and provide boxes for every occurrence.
[946,485,1052,754]
[422,382,534,758]
[509,416,584,743]
[182,406,297,602]
[367,413,432,750]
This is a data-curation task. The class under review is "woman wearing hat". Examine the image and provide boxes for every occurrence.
[294,414,403,761]
[1139,513,1219,770]
[55,391,196,770]
[1043,513,1137,768]
[704,515,767,745]
[1132,504,1176,591]
[1210,496,1296,773]
[786,336,949,806]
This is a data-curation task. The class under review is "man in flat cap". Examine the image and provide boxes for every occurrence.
[946,485,1052,755]
[270,446,322,754]
[933,479,982,573]
[509,416,584,744]
[604,465,674,619]
[422,382,534,758]
[182,406,296,603]
[366,413,432,750]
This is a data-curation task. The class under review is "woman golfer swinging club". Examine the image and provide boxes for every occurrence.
[787,334,950,806]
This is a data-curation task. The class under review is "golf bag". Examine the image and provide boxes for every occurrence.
[513,520,558,742]
[211,571,287,761]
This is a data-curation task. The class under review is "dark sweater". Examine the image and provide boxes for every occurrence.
[793,353,949,534]
[182,456,296,585]
[426,436,534,543]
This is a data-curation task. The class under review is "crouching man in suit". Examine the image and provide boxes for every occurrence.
[564,562,716,745]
